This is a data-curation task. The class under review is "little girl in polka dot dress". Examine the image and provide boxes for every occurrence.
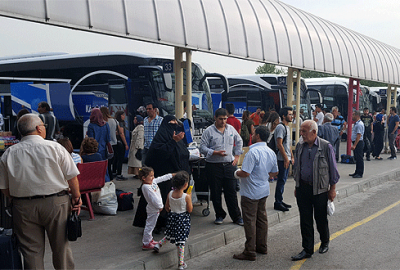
[153,171,193,270]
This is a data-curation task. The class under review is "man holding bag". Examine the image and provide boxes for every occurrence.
[0,114,81,269]
[291,120,339,261]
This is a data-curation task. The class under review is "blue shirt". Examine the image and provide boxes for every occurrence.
[331,115,345,131]
[200,124,243,163]
[143,115,163,149]
[351,120,364,141]
[388,114,400,134]
[318,123,339,152]
[240,142,278,200]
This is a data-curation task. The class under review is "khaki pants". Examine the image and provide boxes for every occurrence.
[13,194,75,270]
[241,196,268,257]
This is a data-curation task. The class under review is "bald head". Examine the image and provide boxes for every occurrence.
[18,114,44,137]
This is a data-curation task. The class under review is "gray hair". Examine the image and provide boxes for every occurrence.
[353,110,361,117]
[332,106,339,112]
[324,113,334,122]
[18,113,42,136]
[303,120,318,133]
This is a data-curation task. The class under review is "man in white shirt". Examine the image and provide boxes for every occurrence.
[313,103,324,126]
[0,114,81,269]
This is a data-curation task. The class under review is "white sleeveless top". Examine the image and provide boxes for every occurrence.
[169,192,187,214]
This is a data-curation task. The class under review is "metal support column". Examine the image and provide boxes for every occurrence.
[174,47,192,121]
[346,78,360,155]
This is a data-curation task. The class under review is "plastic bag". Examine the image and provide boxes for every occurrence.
[91,182,118,215]
[327,200,335,216]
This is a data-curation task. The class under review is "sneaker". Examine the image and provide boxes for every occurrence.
[153,243,161,253]
[214,217,224,225]
[116,175,128,181]
[389,156,397,160]
[178,262,187,270]
[150,239,158,245]
[142,242,155,250]
[235,218,244,226]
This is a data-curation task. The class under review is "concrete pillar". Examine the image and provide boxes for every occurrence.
[294,70,301,143]
[286,68,301,145]
[384,85,397,152]
[174,47,192,121]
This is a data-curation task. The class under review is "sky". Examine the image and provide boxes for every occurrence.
[0,0,399,75]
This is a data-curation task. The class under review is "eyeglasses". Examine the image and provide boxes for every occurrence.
[38,124,48,128]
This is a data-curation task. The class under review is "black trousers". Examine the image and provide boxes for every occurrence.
[296,183,329,254]
[353,140,364,176]
[112,141,125,175]
[363,130,372,158]
[205,162,241,222]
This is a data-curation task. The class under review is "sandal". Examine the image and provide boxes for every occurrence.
[375,157,383,160]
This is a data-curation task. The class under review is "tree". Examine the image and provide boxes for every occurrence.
[255,63,286,74]
[299,70,334,78]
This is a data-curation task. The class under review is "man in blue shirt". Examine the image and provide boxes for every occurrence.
[350,110,364,178]
[318,113,340,159]
[331,106,347,162]
[387,106,399,160]
[233,126,278,261]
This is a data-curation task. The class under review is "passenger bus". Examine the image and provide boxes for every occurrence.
[0,52,216,147]
[305,77,380,119]
[369,87,399,113]
[208,74,322,119]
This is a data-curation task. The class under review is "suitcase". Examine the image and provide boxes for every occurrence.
[341,154,356,164]
[0,193,12,229]
[0,228,23,270]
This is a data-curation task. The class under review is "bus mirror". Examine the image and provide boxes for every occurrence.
[164,73,173,91]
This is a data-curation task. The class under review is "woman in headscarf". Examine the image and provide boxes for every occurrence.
[127,115,144,178]
[87,108,111,182]
[133,115,190,229]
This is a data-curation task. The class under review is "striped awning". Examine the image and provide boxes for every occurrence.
[1,0,399,85]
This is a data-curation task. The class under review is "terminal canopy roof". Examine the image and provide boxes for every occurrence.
[1,0,400,85]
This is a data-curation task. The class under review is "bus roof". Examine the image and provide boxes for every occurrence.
[305,77,349,87]
[0,51,159,72]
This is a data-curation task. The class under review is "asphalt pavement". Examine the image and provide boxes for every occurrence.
[44,143,400,269]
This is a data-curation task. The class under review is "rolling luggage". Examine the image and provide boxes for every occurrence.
[0,228,23,270]
[0,193,23,269]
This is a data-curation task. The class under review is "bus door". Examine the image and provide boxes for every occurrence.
[305,89,322,119]
[108,79,128,118]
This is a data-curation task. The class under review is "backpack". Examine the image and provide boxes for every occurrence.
[240,122,250,142]
[267,123,287,154]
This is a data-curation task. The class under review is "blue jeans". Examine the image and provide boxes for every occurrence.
[275,160,289,205]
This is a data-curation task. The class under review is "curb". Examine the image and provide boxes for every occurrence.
[116,168,400,269]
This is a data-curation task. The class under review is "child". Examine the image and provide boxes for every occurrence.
[153,171,193,270]
[139,167,175,250]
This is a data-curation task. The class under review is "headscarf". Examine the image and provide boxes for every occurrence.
[135,115,144,124]
[90,108,106,127]
[145,114,190,176]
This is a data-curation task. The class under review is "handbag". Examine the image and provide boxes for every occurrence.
[188,142,201,161]
[106,142,114,160]
[67,211,82,241]
[135,149,142,161]
[91,182,118,215]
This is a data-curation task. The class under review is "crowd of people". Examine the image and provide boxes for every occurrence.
[2,98,399,268]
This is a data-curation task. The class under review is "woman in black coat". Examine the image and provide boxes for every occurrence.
[133,115,190,229]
